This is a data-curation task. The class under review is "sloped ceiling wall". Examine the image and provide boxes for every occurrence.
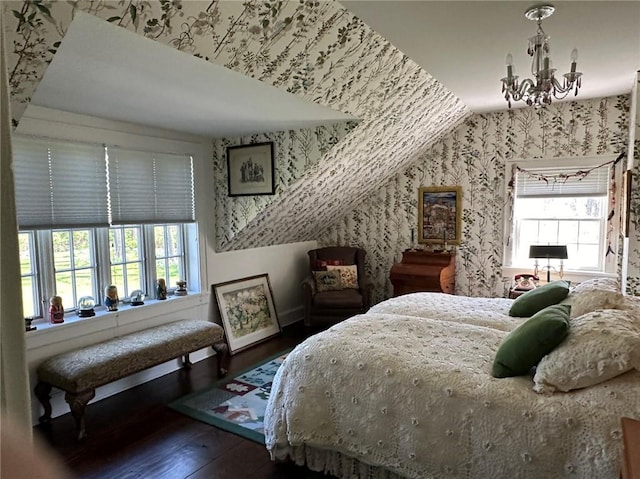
[213,122,357,247]
[4,0,470,251]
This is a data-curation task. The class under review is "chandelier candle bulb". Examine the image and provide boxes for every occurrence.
[506,53,514,77]
[570,48,578,72]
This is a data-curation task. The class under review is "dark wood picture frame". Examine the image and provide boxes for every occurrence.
[622,169,632,237]
[418,186,462,245]
[212,273,281,354]
[226,142,275,197]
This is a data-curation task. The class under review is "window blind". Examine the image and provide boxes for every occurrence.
[107,147,194,224]
[12,136,109,229]
[515,166,609,198]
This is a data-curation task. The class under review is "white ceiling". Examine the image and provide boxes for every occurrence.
[29,11,356,138]
[341,1,640,113]
[27,3,640,137]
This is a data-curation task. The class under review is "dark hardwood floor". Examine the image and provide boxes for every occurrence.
[35,322,332,479]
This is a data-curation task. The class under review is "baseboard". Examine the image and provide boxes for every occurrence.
[277,305,303,327]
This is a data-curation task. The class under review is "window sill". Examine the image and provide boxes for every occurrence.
[501,266,617,285]
[25,292,207,350]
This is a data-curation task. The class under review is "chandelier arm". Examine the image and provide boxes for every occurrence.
[551,76,573,94]
[508,78,536,101]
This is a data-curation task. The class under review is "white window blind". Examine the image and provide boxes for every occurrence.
[12,136,109,229]
[515,166,610,198]
[107,147,194,224]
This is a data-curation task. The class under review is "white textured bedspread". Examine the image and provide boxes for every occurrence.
[265,309,640,478]
[369,292,521,331]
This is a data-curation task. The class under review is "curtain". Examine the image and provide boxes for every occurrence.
[0,5,32,433]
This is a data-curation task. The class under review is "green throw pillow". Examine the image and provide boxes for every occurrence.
[492,303,571,378]
[509,280,570,317]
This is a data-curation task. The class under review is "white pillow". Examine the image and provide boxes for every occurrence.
[620,295,640,324]
[562,277,623,318]
[533,309,640,393]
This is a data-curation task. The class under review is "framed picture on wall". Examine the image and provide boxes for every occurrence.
[418,186,462,245]
[622,169,632,237]
[212,274,281,354]
[226,142,275,196]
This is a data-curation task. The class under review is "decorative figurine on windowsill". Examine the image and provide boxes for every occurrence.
[104,285,119,311]
[175,280,187,296]
[156,278,167,300]
[25,317,37,332]
[49,296,64,324]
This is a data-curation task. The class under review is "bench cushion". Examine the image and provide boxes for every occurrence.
[37,319,224,393]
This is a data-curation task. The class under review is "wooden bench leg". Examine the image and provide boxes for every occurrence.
[182,353,192,369]
[212,340,229,378]
[34,382,53,424]
[65,389,95,441]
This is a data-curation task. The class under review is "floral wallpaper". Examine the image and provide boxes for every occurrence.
[5,2,637,303]
[4,0,470,253]
[212,121,356,247]
[320,96,634,303]
[626,76,640,295]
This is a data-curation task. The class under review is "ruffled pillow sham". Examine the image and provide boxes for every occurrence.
[533,308,640,393]
[561,277,624,318]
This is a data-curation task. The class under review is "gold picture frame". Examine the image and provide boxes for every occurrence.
[418,186,462,245]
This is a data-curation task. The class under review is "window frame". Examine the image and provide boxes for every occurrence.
[152,224,186,294]
[49,228,100,316]
[108,225,146,299]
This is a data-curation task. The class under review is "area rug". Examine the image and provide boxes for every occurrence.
[169,350,290,444]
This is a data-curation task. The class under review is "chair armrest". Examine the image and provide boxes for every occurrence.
[359,275,374,309]
[302,276,316,296]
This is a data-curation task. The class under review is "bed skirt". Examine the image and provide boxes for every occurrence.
[271,444,407,479]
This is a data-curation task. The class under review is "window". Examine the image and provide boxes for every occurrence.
[19,232,38,318]
[154,224,185,290]
[13,134,197,323]
[508,161,611,274]
[19,224,190,320]
[51,229,98,314]
[109,225,144,298]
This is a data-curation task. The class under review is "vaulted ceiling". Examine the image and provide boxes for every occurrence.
[7,1,635,251]
[5,1,471,251]
[11,1,637,135]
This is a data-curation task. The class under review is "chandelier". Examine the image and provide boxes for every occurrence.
[501,4,582,108]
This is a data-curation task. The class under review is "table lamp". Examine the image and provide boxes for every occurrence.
[529,245,568,283]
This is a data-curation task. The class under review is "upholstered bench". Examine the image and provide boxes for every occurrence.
[34,319,228,440]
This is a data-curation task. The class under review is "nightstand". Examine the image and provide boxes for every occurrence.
[508,289,529,299]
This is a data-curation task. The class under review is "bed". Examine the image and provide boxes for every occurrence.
[264,278,640,479]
